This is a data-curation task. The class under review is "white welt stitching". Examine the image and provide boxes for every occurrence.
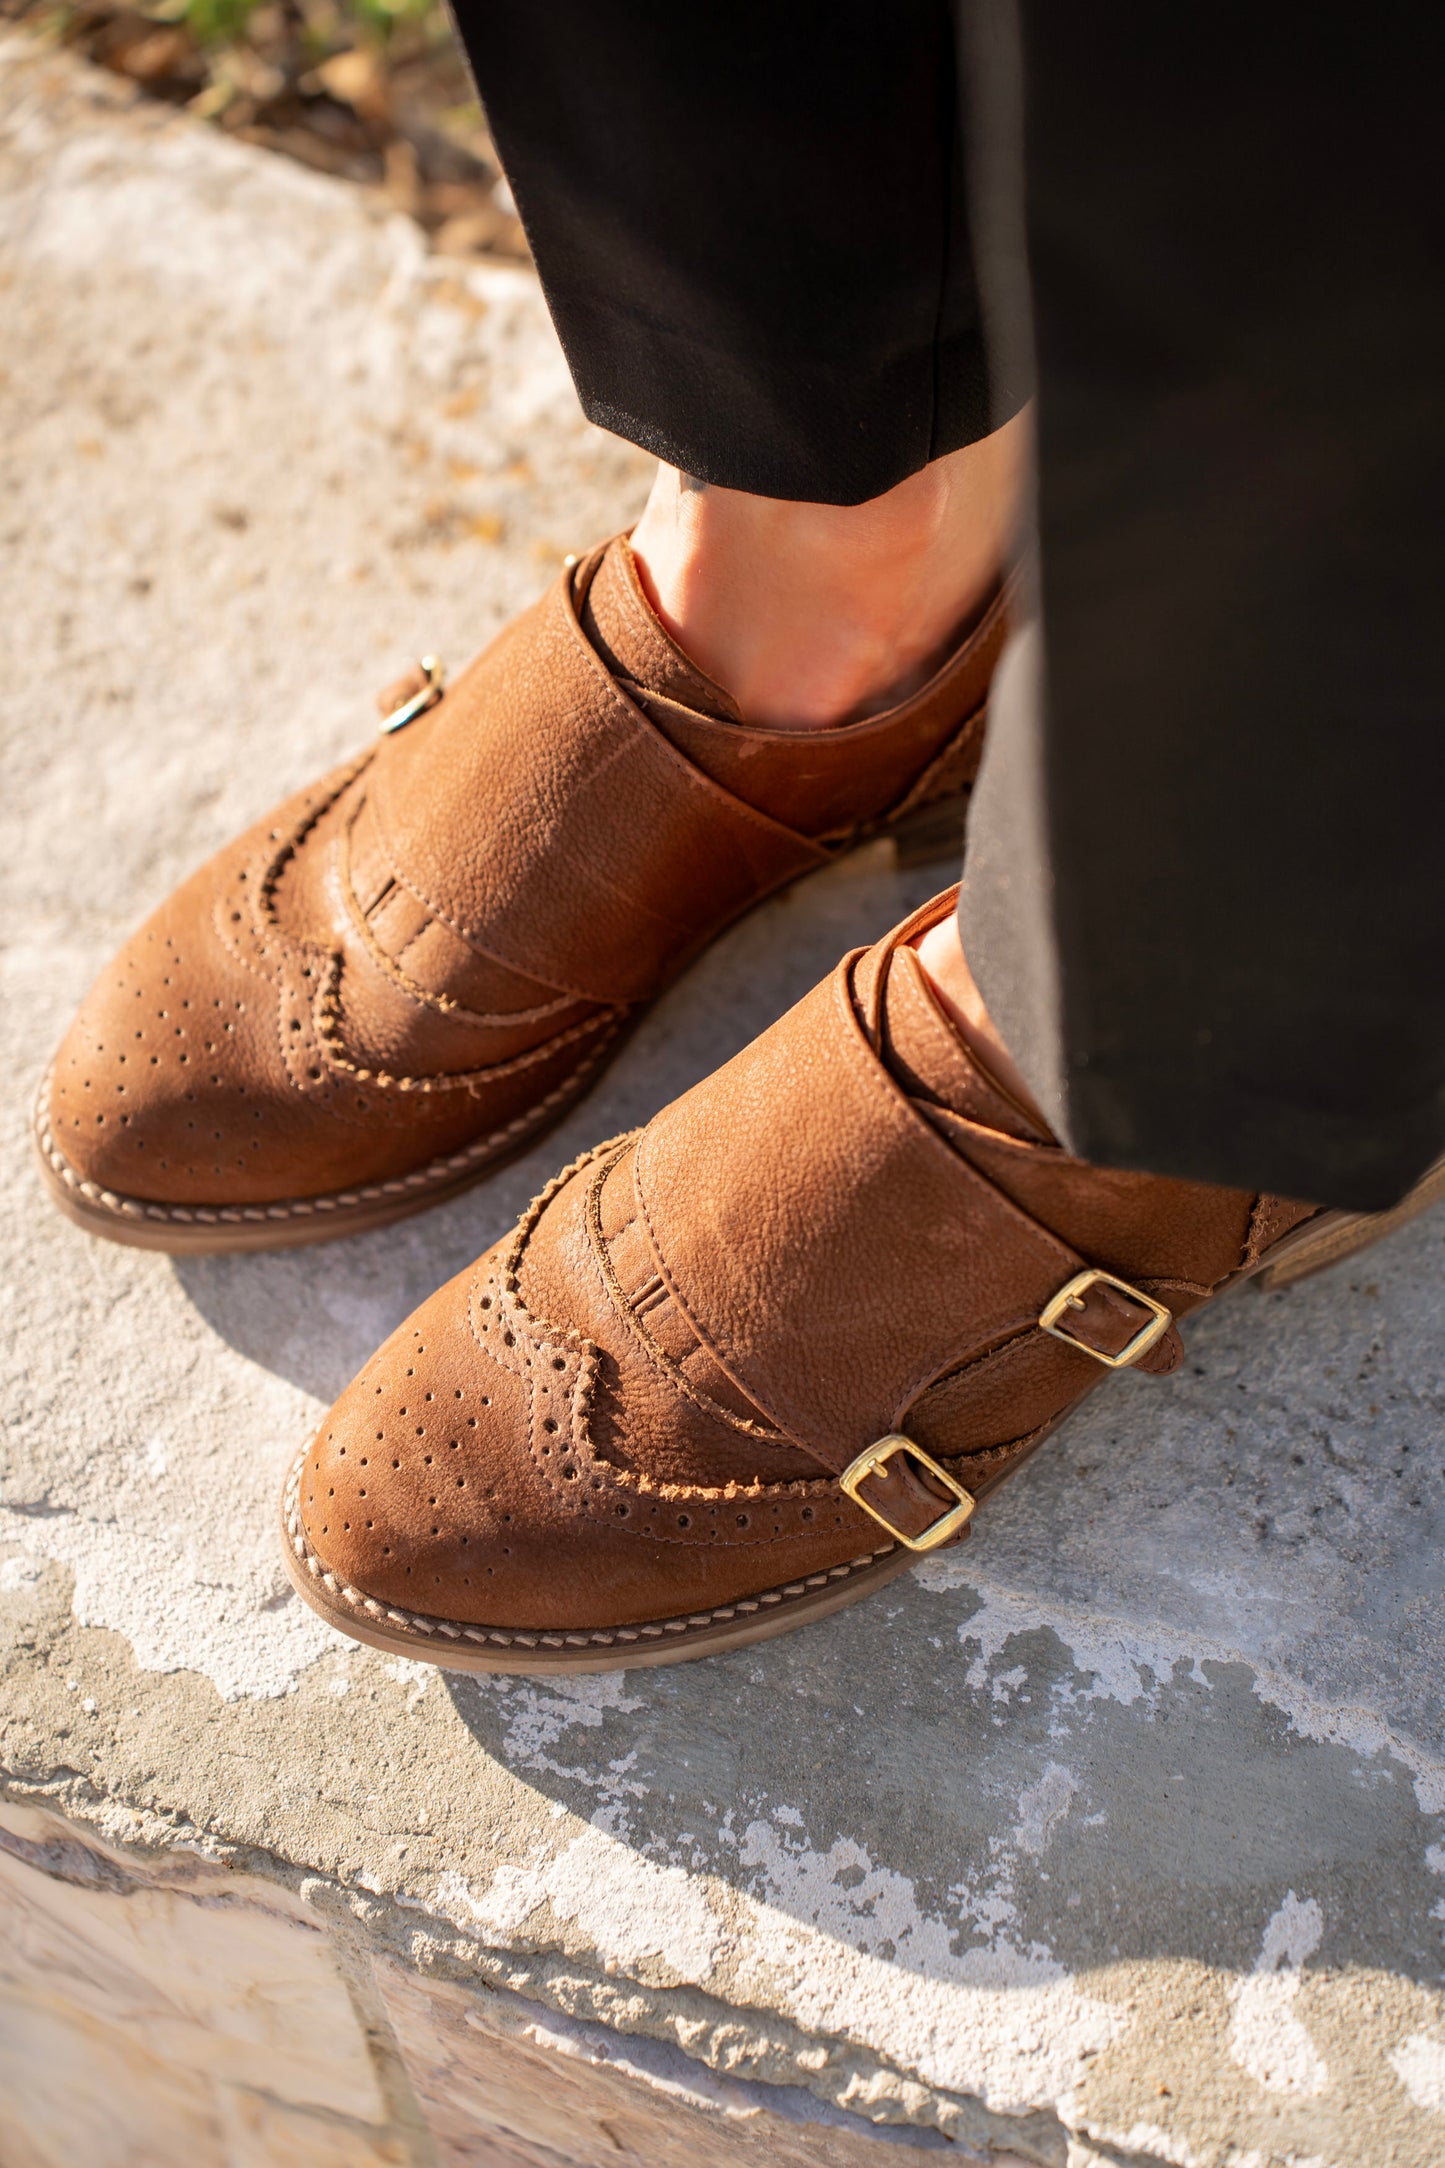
[281,1445,891,1649]
[32,1028,619,1227]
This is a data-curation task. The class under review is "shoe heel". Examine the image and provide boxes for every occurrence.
[888,793,969,871]
[1254,1155,1445,1291]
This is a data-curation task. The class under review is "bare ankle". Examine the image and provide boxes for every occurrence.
[629,411,1031,730]
[914,908,1049,1131]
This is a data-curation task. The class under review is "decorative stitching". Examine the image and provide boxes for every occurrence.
[36,585,1003,1246]
[255,762,372,935]
[585,1144,789,1444]
[341,800,586,1029]
[312,947,626,1095]
[455,1135,1050,1533]
[32,1034,619,1227]
[282,1442,895,1650]
[461,1142,856,1537]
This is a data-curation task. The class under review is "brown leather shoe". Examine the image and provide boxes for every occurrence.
[35,540,1007,1252]
[281,892,1444,1672]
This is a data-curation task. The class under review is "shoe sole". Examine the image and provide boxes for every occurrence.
[279,1469,918,1675]
[278,1153,1445,1673]
[32,802,968,1257]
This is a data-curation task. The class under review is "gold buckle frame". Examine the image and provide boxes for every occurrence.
[1038,1268,1173,1369]
[380,655,447,735]
[839,1434,976,1553]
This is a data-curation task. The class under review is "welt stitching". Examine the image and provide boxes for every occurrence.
[34,1037,614,1226]
[283,1446,894,1645]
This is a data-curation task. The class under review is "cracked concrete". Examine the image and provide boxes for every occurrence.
[3,30,1445,2168]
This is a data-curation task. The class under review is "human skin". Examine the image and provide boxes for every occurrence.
[630,410,1036,1103]
[629,412,1032,730]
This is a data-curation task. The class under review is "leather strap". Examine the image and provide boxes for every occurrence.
[631,950,1180,1475]
[367,549,827,1005]
[619,577,1011,841]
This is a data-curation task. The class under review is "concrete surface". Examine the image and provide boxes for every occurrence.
[3,31,1445,2168]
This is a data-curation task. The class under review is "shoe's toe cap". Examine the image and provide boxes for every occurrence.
[289,1181,879,1643]
[42,869,304,1207]
[292,1251,555,1628]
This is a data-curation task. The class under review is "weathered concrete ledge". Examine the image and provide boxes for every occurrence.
[3,34,1445,2166]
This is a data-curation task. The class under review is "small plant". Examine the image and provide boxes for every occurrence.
[180,0,261,49]
[347,0,431,47]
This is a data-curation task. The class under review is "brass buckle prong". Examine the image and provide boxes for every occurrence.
[380,655,447,735]
[839,1433,975,1553]
[1038,1268,1172,1369]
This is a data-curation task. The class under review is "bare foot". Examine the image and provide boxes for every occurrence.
[628,412,1031,730]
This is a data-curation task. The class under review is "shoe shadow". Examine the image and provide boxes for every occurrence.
[431,1221,1445,2008]
[172,844,948,1404]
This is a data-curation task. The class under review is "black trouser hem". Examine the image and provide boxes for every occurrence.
[565,314,1003,504]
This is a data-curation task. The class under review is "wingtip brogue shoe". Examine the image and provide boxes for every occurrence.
[38,545,1008,1252]
[281,892,1425,1674]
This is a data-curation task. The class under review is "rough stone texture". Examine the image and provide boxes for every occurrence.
[1,1799,962,2168]
[3,32,1445,2168]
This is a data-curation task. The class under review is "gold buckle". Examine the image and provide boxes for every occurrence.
[1038,1268,1172,1369]
[838,1434,976,1553]
[380,655,446,735]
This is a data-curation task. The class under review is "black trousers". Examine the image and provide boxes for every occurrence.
[451,1,1445,1212]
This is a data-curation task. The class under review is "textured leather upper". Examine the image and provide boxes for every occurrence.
[295,893,1316,1632]
[47,542,1004,1210]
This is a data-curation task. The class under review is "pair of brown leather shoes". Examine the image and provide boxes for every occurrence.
[36,541,1437,1671]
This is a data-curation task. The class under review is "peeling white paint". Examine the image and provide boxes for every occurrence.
[1013,1764,1078,1857]
[738,1820,978,1973]
[918,1563,1445,1816]
[0,1499,334,1702]
[1227,1892,1329,2098]
[485,1673,644,1765]
[440,1824,727,1983]
[1389,2032,1445,2115]
[436,1804,1129,2119]
[727,1859,1128,2116]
